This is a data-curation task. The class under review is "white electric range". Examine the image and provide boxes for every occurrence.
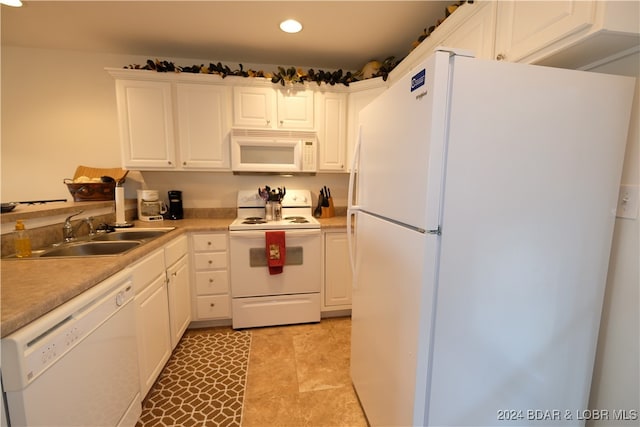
[228,189,321,329]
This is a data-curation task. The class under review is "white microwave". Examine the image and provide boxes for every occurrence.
[231,129,317,173]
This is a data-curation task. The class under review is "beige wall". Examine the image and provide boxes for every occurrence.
[0,46,350,206]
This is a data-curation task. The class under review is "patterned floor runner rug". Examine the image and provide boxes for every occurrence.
[137,330,252,427]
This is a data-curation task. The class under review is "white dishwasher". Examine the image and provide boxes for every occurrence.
[1,269,141,427]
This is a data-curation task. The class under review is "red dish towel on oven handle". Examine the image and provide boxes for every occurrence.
[266,231,286,275]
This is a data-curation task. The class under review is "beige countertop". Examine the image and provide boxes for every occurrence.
[1,216,347,338]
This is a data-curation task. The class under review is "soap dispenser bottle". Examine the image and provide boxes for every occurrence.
[14,219,32,258]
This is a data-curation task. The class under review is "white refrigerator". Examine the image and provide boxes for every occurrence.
[347,49,635,426]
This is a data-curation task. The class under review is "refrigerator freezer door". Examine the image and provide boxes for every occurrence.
[425,57,634,425]
[357,51,451,231]
[350,211,438,427]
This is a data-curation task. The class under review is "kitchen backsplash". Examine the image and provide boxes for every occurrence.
[137,171,350,209]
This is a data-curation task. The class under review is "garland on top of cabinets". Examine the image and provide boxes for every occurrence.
[122,0,471,87]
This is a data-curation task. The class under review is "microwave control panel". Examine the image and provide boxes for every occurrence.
[302,140,316,172]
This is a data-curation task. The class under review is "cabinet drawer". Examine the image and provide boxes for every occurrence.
[195,270,229,295]
[164,234,188,267]
[131,249,165,295]
[196,295,231,319]
[192,234,227,252]
[194,252,227,270]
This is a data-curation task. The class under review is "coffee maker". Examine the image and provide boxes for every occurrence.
[168,190,184,220]
[137,190,167,222]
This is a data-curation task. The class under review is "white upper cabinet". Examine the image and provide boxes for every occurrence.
[495,1,595,63]
[277,89,315,129]
[315,91,347,171]
[391,0,638,77]
[232,86,276,128]
[116,80,176,169]
[113,74,231,171]
[441,1,497,60]
[176,83,231,169]
[232,85,314,129]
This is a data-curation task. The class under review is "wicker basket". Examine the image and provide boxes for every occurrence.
[64,166,128,202]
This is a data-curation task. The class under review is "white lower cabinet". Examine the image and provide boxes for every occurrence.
[132,234,191,399]
[191,232,231,320]
[323,231,353,311]
[165,235,191,349]
[132,249,171,399]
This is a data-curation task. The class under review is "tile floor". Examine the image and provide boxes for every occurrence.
[241,317,367,426]
[141,316,368,426]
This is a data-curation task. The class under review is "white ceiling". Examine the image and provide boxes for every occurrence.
[1,1,455,71]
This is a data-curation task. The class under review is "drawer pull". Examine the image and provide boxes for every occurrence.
[208,260,213,264]
[210,303,216,307]
[209,278,214,283]
[207,241,212,246]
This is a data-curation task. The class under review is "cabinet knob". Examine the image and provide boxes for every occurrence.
[207,241,212,246]
[210,303,216,307]
[496,53,506,61]
[208,260,213,264]
[168,160,172,165]
[183,161,187,166]
[209,278,214,283]
[279,120,284,125]
[266,120,271,125]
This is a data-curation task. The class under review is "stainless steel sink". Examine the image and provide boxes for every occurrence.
[3,227,175,259]
[91,229,172,242]
[38,241,141,257]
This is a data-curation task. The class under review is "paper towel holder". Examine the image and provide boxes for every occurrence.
[113,183,133,228]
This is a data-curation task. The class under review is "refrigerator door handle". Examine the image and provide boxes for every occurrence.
[427,226,442,235]
[347,210,358,288]
[347,125,362,286]
[347,124,362,212]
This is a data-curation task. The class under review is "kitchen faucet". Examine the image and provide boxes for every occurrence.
[63,211,95,242]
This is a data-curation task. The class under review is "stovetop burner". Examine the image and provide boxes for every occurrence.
[229,189,321,231]
[242,218,267,224]
[285,216,310,223]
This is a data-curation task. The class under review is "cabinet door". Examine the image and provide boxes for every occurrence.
[167,254,191,349]
[442,1,497,60]
[495,0,595,62]
[233,86,276,128]
[324,232,352,308]
[116,80,176,169]
[135,273,171,397]
[277,90,314,129]
[176,84,231,169]
[316,92,347,171]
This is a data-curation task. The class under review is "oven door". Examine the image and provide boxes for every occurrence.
[229,229,321,297]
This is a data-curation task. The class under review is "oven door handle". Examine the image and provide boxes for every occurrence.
[229,229,321,239]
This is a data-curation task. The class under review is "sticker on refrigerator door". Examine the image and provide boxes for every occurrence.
[411,69,426,92]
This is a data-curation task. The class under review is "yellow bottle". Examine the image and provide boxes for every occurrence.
[15,219,32,258]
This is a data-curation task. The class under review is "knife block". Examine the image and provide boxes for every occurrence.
[320,197,335,218]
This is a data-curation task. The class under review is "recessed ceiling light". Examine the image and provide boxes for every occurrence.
[279,19,302,34]
[0,0,23,6]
